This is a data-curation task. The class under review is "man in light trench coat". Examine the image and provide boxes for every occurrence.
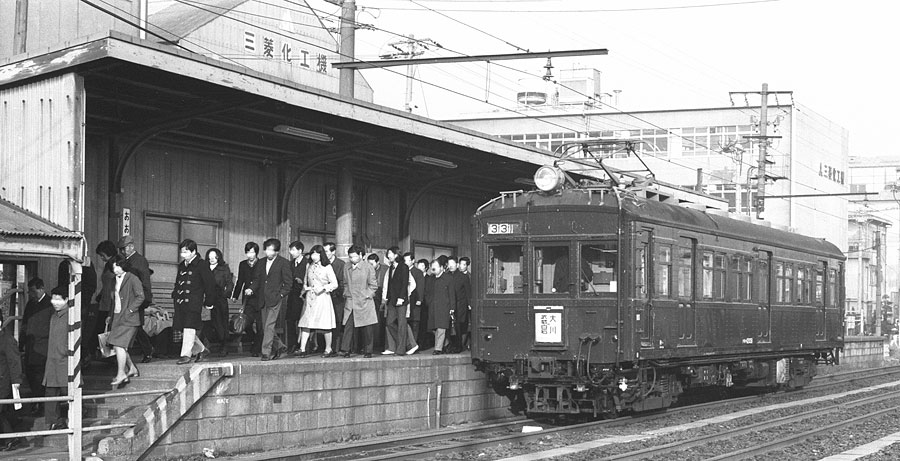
[340,245,379,358]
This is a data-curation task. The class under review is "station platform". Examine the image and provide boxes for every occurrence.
[90,349,514,461]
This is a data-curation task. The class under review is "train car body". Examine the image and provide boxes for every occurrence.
[472,157,844,418]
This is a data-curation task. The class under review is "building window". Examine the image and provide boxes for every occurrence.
[144,214,222,288]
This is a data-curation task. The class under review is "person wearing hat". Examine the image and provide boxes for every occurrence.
[118,235,155,363]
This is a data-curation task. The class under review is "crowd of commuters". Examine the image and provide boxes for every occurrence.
[0,233,473,448]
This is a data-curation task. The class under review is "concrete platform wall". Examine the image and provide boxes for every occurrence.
[840,336,888,368]
[143,355,512,459]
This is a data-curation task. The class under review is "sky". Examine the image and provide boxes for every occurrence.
[308,0,898,157]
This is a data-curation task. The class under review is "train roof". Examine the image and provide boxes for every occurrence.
[621,194,844,259]
[477,188,844,260]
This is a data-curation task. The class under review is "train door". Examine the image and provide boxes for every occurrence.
[676,238,696,346]
[635,230,652,348]
[530,241,572,352]
[481,241,527,358]
[649,238,677,349]
[757,251,772,343]
[814,262,827,341]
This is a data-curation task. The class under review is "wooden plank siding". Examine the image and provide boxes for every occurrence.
[83,140,478,304]
[0,73,84,229]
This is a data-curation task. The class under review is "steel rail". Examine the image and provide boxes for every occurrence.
[603,389,900,460]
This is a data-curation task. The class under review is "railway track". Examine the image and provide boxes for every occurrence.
[224,365,900,461]
[603,388,900,460]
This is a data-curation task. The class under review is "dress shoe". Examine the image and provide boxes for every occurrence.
[126,368,140,378]
[260,355,273,361]
[323,351,337,358]
[141,354,153,364]
[2,437,22,451]
[382,350,395,355]
[406,345,419,355]
[363,353,372,359]
[110,377,129,389]
[176,356,192,365]
[195,350,210,363]
[341,351,352,358]
[297,351,310,358]
[432,350,444,355]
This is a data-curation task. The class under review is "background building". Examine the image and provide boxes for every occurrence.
[446,80,851,249]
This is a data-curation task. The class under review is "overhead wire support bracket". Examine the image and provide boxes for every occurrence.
[331,48,608,69]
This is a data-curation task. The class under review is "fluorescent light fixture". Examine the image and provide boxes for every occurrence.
[411,155,457,169]
[273,125,333,142]
[514,177,536,186]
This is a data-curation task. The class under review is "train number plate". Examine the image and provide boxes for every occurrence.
[534,306,563,343]
[487,222,520,234]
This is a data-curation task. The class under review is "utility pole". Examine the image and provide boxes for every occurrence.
[380,36,438,113]
[13,0,28,55]
[877,229,883,336]
[729,84,793,219]
[337,0,356,98]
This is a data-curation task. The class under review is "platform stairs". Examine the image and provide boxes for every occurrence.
[6,359,232,460]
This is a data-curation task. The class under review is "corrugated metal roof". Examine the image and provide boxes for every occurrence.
[148,0,250,43]
[0,198,81,239]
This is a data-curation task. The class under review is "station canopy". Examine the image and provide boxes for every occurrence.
[0,32,561,203]
[0,199,84,261]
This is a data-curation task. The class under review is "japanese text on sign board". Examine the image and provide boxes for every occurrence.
[534,309,562,343]
[243,30,329,74]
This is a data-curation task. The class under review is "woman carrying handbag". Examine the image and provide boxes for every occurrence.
[109,254,145,388]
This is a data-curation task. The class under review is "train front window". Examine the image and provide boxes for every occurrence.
[534,245,570,294]
[581,242,617,294]
[487,245,524,295]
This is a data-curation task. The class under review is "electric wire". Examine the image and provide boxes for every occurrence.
[368,0,782,13]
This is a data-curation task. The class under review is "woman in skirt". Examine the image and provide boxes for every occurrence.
[109,254,144,387]
[296,245,338,357]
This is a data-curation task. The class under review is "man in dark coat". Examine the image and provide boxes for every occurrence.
[447,257,470,353]
[232,242,263,356]
[246,238,292,361]
[286,241,307,354]
[427,257,456,355]
[382,247,411,356]
[0,311,23,450]
[324,242,345,355]
[172,239,217,364]
[22,278,50,412]
[119,235,155,363]
[458,257,473,351]
[367,253,390,353]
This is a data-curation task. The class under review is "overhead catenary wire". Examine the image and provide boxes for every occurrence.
[366,0,782,13]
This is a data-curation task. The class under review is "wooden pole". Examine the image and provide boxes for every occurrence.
[67,260,83,460]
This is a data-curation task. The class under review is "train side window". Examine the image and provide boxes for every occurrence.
[815,268,825,305]
[534,245,570,294]
[487,245,525,295]
[655,245,672,297]
[580,242,617,295]
[676,245,693,298]
[742,258,753,301]
[827,268,837,307]
[702,252,725,300]
[776,263,793,303]
[796,267,811,304]
[702,252,714,299]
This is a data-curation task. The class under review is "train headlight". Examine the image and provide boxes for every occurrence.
[534,166,563,193]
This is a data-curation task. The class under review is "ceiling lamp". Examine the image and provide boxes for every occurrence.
[411,155,457,169]
[273,125,333,142]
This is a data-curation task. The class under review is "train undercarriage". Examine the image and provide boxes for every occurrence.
[478,350,839,418]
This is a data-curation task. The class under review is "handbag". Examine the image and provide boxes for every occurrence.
[229,306,247,334]
[97,321,115,358]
